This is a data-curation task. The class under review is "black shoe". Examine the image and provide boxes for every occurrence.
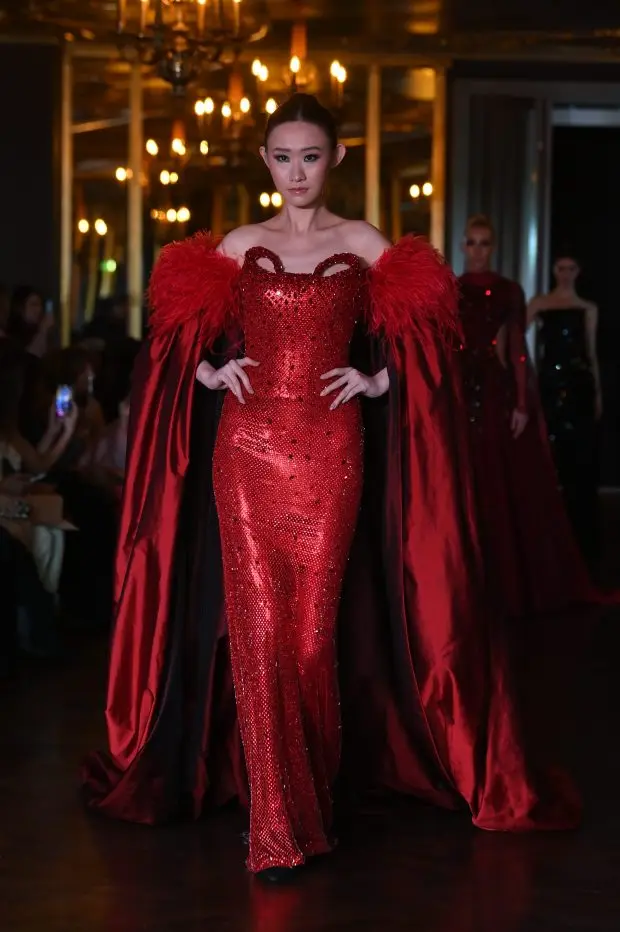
[256,866,300,884]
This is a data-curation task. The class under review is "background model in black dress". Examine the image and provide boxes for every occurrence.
[528,255,602,566]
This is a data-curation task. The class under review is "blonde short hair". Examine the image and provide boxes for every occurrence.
[465,214,495,242]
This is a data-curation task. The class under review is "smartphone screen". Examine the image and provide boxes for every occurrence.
[44,299,54,316]
[55,384,73,418]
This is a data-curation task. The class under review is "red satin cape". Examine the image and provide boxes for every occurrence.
[81,235,580,832]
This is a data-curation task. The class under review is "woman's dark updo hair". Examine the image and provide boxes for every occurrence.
[264,93,338,150]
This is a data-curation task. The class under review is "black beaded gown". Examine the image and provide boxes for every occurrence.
[534,309,599,561]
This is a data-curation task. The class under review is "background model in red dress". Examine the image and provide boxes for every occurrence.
[458,216,595,617]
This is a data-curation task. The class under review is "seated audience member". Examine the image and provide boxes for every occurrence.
[7,285,55,358]
[0,351,78,478]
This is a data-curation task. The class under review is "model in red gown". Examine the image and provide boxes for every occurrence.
[458,217,595,616]
[82,230,582,878]
[212,246,365,872]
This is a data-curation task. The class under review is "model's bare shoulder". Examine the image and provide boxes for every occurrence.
[217,225,263,261]
[339,220,391,265]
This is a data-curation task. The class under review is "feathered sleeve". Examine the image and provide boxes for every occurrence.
[367,234,460,351]
[147,231,241,349]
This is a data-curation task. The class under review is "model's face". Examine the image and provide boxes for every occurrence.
[462,226,494,272]
[554,257,579,289]
[260,121,345,208]
[23,293,43,325]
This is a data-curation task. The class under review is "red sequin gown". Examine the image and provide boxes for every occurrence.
[211,247,365,873]
[458,271,593,615]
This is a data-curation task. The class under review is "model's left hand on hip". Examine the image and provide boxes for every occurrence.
[320,367,384,409]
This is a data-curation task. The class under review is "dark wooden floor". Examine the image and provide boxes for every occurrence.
[2,511,620,931]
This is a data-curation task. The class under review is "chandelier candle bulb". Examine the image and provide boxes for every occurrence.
[117,0,126,32]
[197,0,206,35]
[233,0,241,35]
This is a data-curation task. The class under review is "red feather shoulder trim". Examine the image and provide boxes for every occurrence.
[367,234,460,349]
[147,231,241,348]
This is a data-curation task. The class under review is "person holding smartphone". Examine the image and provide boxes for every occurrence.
[0,352,77,481]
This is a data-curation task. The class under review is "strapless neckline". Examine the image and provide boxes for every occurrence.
[243,245,364,279]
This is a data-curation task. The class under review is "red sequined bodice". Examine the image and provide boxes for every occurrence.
[237,246,365,401]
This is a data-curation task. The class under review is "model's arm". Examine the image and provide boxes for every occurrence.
[526,294,543,328]
[196,225,260,404]
[320,222,392,408]
[508,285,529,413]
[585,302,602,419]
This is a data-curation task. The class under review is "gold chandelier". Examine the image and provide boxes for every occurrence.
[116,0,269,94]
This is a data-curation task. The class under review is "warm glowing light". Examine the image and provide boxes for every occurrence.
[290,55,301,74]
[271,192,283,208]
[252,58,262,77]
[94,219,107,236]
[330,60,341,78]
[259,192,271,208]
[422,181,433,196]
[167,208,178,223]
[195,100,206,117]
[171,137,186,156]
[150,209,159,220]
[240,97,251,114]
[409,184,421,199]
[115,166,130,182]
[78,219,89,234]
[221,102,232,119]
[204,97,215,114]
[200,140,209,155]
[177,207,191,223]
[146,138,159,156]
[170,172,179,184]
[258,64,269,83]
[265,97,277,115]
[160,170,170,185]
[336,65,347,84]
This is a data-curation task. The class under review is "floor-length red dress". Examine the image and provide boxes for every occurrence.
[212,247,365,872]
[458,271,594,616]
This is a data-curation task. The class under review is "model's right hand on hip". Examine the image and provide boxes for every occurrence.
[195,358,259,404]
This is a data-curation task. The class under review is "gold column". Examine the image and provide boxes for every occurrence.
[365,63,381,228]
[390,173,402,242]
[60,46,73,347]
[430,66,447,253]
[128,59,144,339]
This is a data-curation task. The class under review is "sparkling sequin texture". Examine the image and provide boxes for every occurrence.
[458,276,516,428]
[211,247,364,873]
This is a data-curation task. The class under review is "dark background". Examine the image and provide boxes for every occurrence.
[0,43,60,303]
[551,125,620,487]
